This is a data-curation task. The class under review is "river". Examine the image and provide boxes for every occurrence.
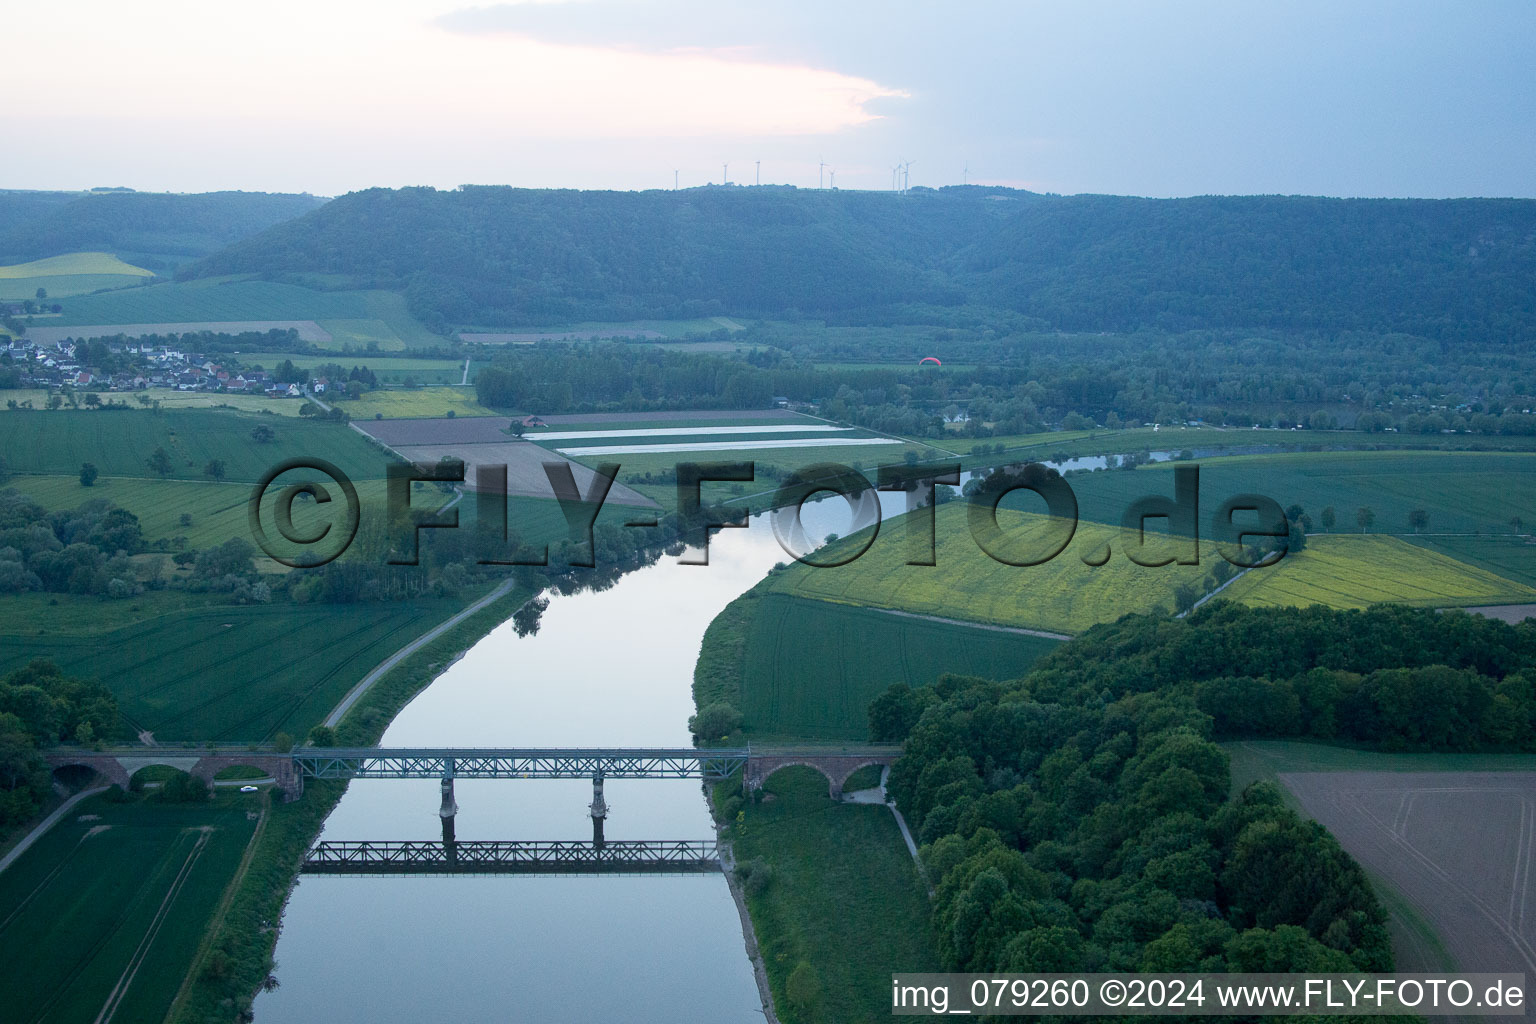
[254,485,913,1023]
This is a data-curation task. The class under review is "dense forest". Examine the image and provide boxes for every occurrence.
[471,337,1536,436]
[0,190,326,268]
[873,603,1536,974]
[0,659,120,830]
[193,185,1536,339]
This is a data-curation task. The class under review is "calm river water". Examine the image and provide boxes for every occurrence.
[255,486,917,1023]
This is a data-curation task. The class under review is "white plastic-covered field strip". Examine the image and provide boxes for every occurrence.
[530,425,850,441]
[555,437,904,456]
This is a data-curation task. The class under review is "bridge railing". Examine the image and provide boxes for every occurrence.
[295,747,751,781]
[303,839,721,874]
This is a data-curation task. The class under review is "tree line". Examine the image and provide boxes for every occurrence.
[869,602,1536,975]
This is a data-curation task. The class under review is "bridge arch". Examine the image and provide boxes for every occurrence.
[47,758,129,792]
[42,751,302,802]
[745,754,896,800]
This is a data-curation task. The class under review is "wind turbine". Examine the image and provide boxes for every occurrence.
[755,160,760,186]
[891,165,899,191]
[963,162,969,186]
[723,162,729,185]
[672,168,679,190]
[828,168,836,189]
[818,157,826,189]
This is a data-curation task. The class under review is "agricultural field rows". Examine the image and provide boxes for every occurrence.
[765,502,1534,635]
[0,252,155,300]
[1070,450,1536,538]
[7,474,397,553]
[0,600,461,741]
[1408,534,1536,589]
[1221,534,1536,610]
[0,408,394,482]
[41,280,441,348]
[734,592,1061,740]
[764,504,1215,635]
[0,794,258,1024]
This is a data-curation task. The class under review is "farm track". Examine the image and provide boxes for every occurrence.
[92,829,211,1024]
[20,829,199,1024]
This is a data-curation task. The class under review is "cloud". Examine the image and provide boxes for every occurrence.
[0,0,905,141]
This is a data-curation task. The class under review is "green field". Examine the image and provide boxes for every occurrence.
[122,389,310,417]
[709,591,1061,741]
[0,599,462,741]
[719,767,938,1024]
[6,474,401,556]
[0,252,155,300]
[0,408,393,482]
[329,386,494,419]
[43,279,442,348]
[1222,534,1536,610]
[0,792,259,1024]
[311,319,405,352]
[1407,534,1536,589]
[11,475,257,548]
[1070,450,1536,538]
[1,389,55,409]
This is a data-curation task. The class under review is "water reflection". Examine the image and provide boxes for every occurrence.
[255,488,917,1023]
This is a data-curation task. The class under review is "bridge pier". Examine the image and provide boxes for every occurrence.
[440,764,459,864]
[589,771,608,850]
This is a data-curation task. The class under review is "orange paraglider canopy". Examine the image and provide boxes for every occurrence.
[918,356,942,366]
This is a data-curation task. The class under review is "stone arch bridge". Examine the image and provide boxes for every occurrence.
[741,747,903,799]
[44,744,904,807]
[45,749,305,801]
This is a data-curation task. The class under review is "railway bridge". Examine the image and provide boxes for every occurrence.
[45,745,901,874]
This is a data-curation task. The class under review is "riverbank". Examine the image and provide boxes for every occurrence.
[710,769,938,1023]
[168,579,540,1023]
[695,585,946,1022]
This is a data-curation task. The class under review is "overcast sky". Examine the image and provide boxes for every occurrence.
[4,0,1532,198]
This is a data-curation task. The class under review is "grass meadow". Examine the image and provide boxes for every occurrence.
[717,767,938,1024]
[0,792,259,1024]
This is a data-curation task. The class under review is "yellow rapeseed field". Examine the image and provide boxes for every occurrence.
[1222,534,1536,610]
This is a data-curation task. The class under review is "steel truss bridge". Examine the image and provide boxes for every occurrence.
[294,748,751,781]
[303,839,720,875]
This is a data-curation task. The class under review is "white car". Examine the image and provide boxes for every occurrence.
[239,785,259,793]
